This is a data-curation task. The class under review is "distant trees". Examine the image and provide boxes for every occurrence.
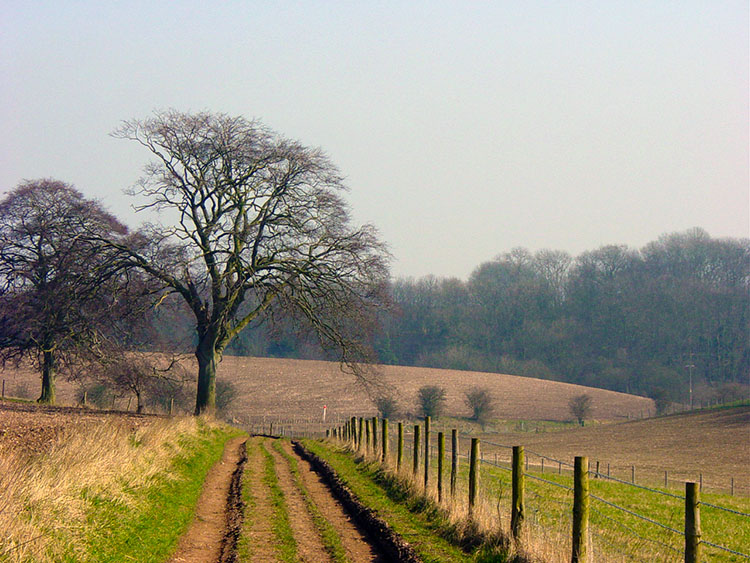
[418,385,446,418]
[112,110,390,415]
[464,387,495,423]
[0,180,131,404]
[569,393,593,426]
[376,230,749,401]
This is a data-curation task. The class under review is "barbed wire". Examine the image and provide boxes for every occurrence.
[590,470,685,500]
[700,501,750,518]
[590,506,682,555]
[701,539,750,559]
[526,472,575,491]
[589,493,683,536]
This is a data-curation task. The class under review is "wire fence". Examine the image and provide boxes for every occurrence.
[325,418,750,562]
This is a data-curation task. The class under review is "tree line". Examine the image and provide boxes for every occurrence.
[229,228,749,406]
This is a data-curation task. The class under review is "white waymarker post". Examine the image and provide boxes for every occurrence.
[323,405,327,422]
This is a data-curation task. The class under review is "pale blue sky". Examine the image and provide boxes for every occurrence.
[1,1,748,278]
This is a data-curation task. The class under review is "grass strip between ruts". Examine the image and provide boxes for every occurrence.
[260,439,298,563]
[273,440,352,563]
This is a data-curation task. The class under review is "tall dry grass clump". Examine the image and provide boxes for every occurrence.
[0,416,213,562]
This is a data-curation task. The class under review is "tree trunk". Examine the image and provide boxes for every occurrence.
[38,349,56,404]
[194,332,217,416]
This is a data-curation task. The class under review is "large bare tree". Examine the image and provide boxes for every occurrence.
[0,179,130,403]
[113,110,390,415]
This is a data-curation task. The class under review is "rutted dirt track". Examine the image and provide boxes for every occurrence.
[176,434,387,563]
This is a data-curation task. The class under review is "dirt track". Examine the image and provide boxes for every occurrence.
[174,434,386,563]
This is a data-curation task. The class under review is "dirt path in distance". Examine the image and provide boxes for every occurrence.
[169,435,247,563]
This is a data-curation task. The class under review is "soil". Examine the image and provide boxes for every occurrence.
[0,400,157,457]
[169,435,248,563]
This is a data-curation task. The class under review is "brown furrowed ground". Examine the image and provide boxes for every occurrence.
[0,400,159,457]
[215,356,654,424]
[0,356,654,422]
[476,405,750,495]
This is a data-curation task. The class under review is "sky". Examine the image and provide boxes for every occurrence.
[1,1,748,279]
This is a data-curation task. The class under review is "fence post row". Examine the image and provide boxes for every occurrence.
[511,445,524,540]
[572,456,589,563]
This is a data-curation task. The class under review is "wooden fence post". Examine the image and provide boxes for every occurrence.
[413,424,421,477]
[437,431,445,502]
[351,416,357,446]
[424,416,431,490]
[468,438,480,517]
[358,418,364,452]
[372,417,379,458]
[382,418,389,463]
[685,482,701,563]
[451,429,458,498]
[572,456,589,563]
[169,397,174,416]
[397,422,404,470]
[365,419,371,452]
[511,445,524,539]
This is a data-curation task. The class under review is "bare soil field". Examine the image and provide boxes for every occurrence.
[0,400,158,457]
[477,405,750,495]
[216,356,654,424]
[0,356,654,423]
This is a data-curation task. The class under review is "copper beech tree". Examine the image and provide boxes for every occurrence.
[112,110,390,415]
[0,180,130,404]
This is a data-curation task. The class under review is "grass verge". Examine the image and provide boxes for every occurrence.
[0,416,241,562]
[302,439,517,563]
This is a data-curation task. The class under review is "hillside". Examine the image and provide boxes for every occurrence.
[216,356,654,423]
[0,356,654,422]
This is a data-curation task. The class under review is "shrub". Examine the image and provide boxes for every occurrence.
[418,385,446,419]
[215,379,238,415]
[374,395,399,419]
[568,393,592,426]
[464,387,495,423]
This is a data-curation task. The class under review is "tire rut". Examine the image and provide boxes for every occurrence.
[279,440,386,562]
[169,435,247,563]
[266,439,332,563]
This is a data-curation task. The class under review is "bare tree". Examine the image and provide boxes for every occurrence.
[418,385,446,419]
[0,180,130,404]
[569,393,593,426]
[464,386,496,423]
[112,111,390,415]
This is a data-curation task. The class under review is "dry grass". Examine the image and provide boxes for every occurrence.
[0,414,210,562]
